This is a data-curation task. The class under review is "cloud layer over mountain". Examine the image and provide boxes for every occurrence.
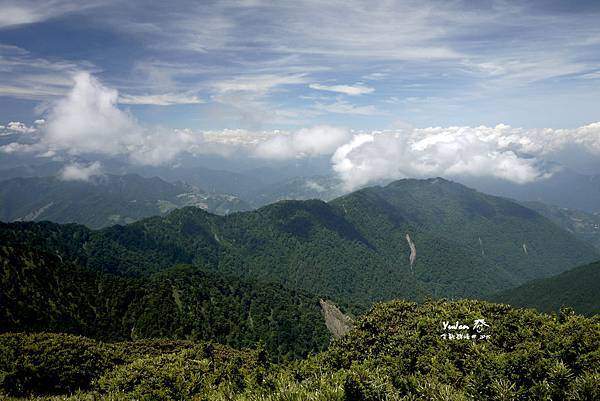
[2,73,600,189]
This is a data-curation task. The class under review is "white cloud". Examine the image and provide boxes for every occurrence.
[118,93,203,106]
[44,72,143,155]
[6,121,36,133]
[330,123,600,190]
[4,73,347,163]
[128,128,205,165]
[59,161,104,181]
[0,142,39,153]
[254,126,350,159]
[309,83,374,96]
[37,72,210,165]
[6,70,600,188]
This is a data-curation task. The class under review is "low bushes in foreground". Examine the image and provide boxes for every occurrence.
[1,300,599,400]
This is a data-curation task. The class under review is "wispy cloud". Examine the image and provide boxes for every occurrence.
[314,99,382,116]
[118,93,203,106]
[2,0,600,128]
[0,45,93,100]
[0,0,105,29]
[309,83,374,96]
[212,74,308,94]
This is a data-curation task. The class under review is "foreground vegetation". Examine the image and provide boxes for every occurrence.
[2,300,598,400]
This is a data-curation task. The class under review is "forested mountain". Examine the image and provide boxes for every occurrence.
[333,178,598,282]
[490,260,600,316]
[0,174,250,228]
[1,178,596,310]
[0,245,329,360]
[521,201,600,250]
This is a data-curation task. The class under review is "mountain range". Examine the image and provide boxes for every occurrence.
[0,174,250,229]
[1,178,596,311]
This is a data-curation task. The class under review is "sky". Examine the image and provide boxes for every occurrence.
[1,0,600,188]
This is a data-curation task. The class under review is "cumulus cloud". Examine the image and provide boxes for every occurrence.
[44,72,143,155]
[59,161,104,181]
[40,72,208,165]
[5,70,600,189]
[254,126,350,159]
[332,126,568,189]
[309,83,374,96]
[329,123,600,190]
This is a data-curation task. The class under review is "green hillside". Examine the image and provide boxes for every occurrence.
[0,245,330,361]
[2,300,598,400]
[0,174,250,228]
[490,260,600,316]
[1,178,596,310]
[334,178,597,281]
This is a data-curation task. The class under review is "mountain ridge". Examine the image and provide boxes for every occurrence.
[0,173,250,229]
[1,177,596,310]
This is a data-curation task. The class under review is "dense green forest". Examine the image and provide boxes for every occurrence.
[1,178,596,310]
[1,300,598,400]
[332,178,597,281]
[0,174,249,228]
[490,260,600,316]
[0,245,330,361]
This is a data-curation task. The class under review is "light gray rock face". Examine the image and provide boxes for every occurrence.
[406,233,417,272]
[319,299,353,338]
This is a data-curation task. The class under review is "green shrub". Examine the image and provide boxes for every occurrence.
[0,333,118,396]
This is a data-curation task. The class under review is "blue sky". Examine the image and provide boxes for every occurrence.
[1,0,600,131]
